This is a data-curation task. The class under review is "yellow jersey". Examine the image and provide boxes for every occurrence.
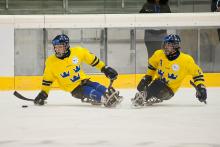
[41,46,105,94]
[146,50,205,92]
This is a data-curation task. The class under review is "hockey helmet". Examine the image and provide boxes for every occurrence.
[52,34,70,59]
[163,34,181,56]
[163,34,181,49]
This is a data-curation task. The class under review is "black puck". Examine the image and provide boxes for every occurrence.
[22,105,28,108]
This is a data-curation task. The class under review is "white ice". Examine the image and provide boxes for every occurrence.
[0,88,220,147]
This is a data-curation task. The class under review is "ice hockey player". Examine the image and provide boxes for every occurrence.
[132,34,207,107]
[34,34,123,107]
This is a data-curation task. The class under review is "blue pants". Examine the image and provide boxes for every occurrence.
[82,81,107,102]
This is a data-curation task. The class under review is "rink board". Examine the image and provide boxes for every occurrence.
[0,73,220,90]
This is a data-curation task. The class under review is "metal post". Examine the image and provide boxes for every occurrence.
[5,0,8,9]
[130,29,136,73]
[63,0,68,13]
[63,0,65,9]
[121,0,125,8]
[80,29,83,44]
[100,28,108,64]
[43,28,47,69]
[65,0,68,13]
[197,29,201,66]
[177,0,181,10]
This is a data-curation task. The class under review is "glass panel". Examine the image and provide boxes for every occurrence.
[194,0,211,12]
[135,29,148,74]
[14,28,220,76]
[176,0,194,12]
[104,0,123,14]
[169,0,179,13]
[123,0,146,13]
[105,0,145,14]
[68,0,105,14]
[107,28,135,74]
[0,0,6,10]
[200,29,220,72]
[7,0,64,14]
[68,0,145,14]
[0,0,214,14]
[14,29,44,76]
[178,29,198,61]
[169,0,211,12]
[9,0,63,9]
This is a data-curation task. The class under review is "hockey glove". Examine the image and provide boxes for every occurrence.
[34,91,48,105]
[137,75,152,92]
[196,84,207,102]
[101,66,118,80]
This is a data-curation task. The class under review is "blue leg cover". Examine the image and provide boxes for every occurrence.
[86,81,107,94]
[82,86,103,102]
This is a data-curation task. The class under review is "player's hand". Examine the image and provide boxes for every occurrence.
[137,75,152,92]
[34,91,48,105]
[196,84,207,102]
[101,66,118,80]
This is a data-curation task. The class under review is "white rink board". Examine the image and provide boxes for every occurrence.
[0,88,220,147]
[1,13,220,28]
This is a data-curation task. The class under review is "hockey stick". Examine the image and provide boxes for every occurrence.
[14,80,115,102]
[108,79,114,91]
[13,91,34,102]
[189,80,207,104]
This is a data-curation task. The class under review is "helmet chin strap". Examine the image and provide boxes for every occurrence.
[166,50,180,61]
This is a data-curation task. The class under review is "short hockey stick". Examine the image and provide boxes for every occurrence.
[14,80,115,102]
[13,91,34,102]
[190,80,207,104]
[108,79,114,91]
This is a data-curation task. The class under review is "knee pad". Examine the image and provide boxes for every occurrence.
[147,79,174,100]
[71,79,92,99]
[71,85,83,99]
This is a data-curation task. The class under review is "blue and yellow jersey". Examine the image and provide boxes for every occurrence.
[41,46,105,94]
[146,50,205,92]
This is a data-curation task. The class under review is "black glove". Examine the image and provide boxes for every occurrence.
[137,75,152,92]
[196,84,207,102]
[101,66,118,80]
[34,91,48,105]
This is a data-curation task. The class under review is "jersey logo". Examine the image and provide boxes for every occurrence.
[172,64,179,71]
[72,57,79,64]
[73,65,80,73]
[168,73,178,79]
[158,69,164,76]
[159,77,169,84]
[60,71,70,78]
[70,73,80,82]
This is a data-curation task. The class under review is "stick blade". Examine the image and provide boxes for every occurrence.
[13,91,34,102]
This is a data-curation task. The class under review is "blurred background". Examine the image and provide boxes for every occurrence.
[0,0,214,14]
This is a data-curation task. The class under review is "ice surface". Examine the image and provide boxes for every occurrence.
[0,88,220,147]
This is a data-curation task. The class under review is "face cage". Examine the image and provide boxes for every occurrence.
[163,42,180,55]
[164,42,180,49]
[53,43,69,58]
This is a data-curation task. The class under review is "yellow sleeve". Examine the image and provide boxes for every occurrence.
[41,58,55,94]
[146,50,160,77]
[187,56,205,86]
[82,47,105,70]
